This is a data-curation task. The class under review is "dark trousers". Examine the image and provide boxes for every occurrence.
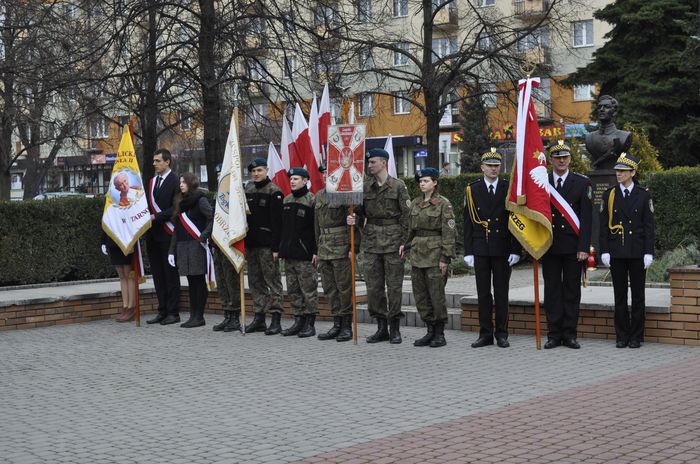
[147,238,180,316]
[474,255,511,339]
[610,258,646,343]
[542,252,582,341]
[186,274,208,317]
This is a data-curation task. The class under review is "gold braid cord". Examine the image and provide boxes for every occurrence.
[466,185,490,241]
[608,188,624,246]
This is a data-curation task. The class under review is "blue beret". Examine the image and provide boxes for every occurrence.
[415,167,439,181]
[366,148,389,159]
[247,157,267,171]
[287,167,309,178]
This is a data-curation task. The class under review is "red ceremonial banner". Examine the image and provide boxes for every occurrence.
[326,124,365,194]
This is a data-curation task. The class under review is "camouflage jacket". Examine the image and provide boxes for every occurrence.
[406,193,456,268]
[358,176,410,254]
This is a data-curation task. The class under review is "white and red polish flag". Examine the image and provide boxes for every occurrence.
[291,103,324,193]
[267,142,291,197]
[309,94,322,165]
[280,117,292,170]
[383,134,398,178]
[318,82,331,161]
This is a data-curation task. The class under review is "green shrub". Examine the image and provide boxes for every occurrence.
[646,242,700,282]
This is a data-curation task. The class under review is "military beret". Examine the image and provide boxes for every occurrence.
[547,140,571,158]
[287,167,309,178]
[366,148,390,160]
[415,167,439,181]
[614,152,639,171]
[481,147,502,165]
[247,157,267,171]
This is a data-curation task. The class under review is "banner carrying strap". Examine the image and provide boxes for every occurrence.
[179,212,217,290]
[549,187,581,235]
[149,177,175,235]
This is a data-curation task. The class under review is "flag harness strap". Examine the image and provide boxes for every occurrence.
[466,185,490,242]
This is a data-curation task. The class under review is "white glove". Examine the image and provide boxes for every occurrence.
[168,254,176,267]
[101,244,108,256]
[601,253,610,267]
[463,255,474,267]
[644,254,653,270]
[507,254,520,266]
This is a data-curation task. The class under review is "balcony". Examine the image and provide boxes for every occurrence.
[518,46,552,69]
[245,34,267,54]
[513,0,550,19]
[434,6,458,30]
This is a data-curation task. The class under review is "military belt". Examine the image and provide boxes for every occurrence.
[366,218,399,226]
[319,225,346,235]
[414,229,441,237]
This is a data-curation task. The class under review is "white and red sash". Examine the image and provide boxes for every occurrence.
[179,212,216,289]
[149,177,175,235]
[550,187,580,235]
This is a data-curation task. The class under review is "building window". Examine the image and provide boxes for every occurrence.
[315,3,339,27]
[393,0,408,17]
[357,0,371,22]
[393,42,410,66]
[517,27,550,52]
[573,20,594,47]
[283,56,296,78]
[358,93,374,117]
[394,92,410,114]
[180,110,192,130]
[481,83,497,108]
[478,0,495,6]
[90,117,109,139]
[359,48,374,70]
[284,102,295,123]
[330,98,342,122]
[478,34,494,52]
[573,84,595,101]
[245,104,268,126]
[532,78,551,119]
[432,37,457,62]
[248,60,267,80]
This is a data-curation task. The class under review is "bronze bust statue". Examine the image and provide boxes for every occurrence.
[585,95,632,170]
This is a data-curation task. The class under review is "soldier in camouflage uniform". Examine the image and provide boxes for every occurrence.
[315,166,355,342]
[244,158,285,335]
[279,168,319,338]
[348,148,410,344]
[400,167,456,348]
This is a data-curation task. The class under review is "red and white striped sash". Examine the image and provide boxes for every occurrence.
[179,212,216,289]
[149,177,175,235]
[550,188,580,235]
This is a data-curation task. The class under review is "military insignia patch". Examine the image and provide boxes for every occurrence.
[448,219,455,229]
[649,198,654,213]
[587,185,592,200]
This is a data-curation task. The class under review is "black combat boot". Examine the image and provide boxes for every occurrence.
[298,315,316,338]
[366,318,390,343]
[318,316,341,340]
[265,313,282,335]
[281,315,305,336]
[429,322,446,348]
[413,323,434,347]
[389,317,402,344]
[180,303,197,328]
[244,312,267,333]
[336,314,353,342]
[213,311,232,331]
[223,311,242,333]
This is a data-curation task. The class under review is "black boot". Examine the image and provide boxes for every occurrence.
[180,304,196,328]
[245,312,267,333]
[188,308,205,328]
[298,315,316,338]
[213,311,232,331]
[265,313,282,335]
[389,317,402,344]
[336,314,353,342]
[429,322,446,348]
[318,316,341,340]
[223,311,241,333]
[413,323,434,347]
[366,318,390,343]
[281,315,305,336]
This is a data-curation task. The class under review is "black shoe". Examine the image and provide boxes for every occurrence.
[414,323,434,347]
[471,336,494,348]
[223,311,242,333]
[160,314,181,325]
[496,337,510,348]
[628,340,641,349]
[429,322,446,348]
[389,317,402,344]
[336,314,353,342]
[318,316,342,340]
[265,313,282,335]
[180,318,195,328]
[213,311,232,331]
[298,315,316,338]
[544,339,561,349]
[366,318,390,343]
[281,315,305,336]
[244,313,267,333]
[183,318,205,328]
[147,313,167,325]
[616,340,628,348]
[563,338,581,349]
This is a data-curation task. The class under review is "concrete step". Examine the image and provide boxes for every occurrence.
[356,304,462,330]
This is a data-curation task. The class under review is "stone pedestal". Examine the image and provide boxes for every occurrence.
[587,169,617,254]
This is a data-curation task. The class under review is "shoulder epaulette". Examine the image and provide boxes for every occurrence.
[572,172,589,180]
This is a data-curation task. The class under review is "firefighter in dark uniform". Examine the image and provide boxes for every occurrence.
[244,158,285,335]
[599,153,655,348]
[463,148,521,348]
[541,140,592,349]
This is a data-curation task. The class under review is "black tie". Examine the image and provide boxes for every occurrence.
[155,176,162,192]
[489,184,495,196]
[557,178,563,192]
[624,188,630,199]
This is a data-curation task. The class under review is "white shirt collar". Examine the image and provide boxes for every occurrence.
[484,177,498,190]
[553,170,569,185]
[158,169,172,180]
[619,182,634,194]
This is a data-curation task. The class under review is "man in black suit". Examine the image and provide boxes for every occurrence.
[599,153,655,348]
[542,141,592,349]
[146,148,181,325]
[463,148,521,348]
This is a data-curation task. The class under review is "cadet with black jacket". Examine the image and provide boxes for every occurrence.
[244,158,285,335]
[599,153,655,348]
[463,149,522,348]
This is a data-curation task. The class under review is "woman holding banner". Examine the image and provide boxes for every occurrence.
[168,173,214,328]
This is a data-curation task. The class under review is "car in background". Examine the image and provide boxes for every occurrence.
[32,192,95,200]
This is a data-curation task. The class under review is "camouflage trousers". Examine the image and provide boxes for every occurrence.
[318,257,352,317]
[411,266,448,324]
[212,247,241,311]
[364,251,404,319]
[247,247,284,315]
[284,259,318,316]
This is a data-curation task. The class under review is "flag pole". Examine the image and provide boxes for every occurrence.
[128,119,141,328]
[350,205,358,345]
[240,265,246,335]
[533,259,541,349]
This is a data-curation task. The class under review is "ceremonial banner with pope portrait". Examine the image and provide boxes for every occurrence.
[325,124,365,205]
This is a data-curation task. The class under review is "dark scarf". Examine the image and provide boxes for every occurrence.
[292,185,308,198]
[254,177,271,189]
[177,191,204,216]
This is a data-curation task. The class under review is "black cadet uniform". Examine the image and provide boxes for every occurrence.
[599,153,655,348]
[541,141,592,348]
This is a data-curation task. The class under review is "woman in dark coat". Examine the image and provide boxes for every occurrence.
[101,233,136,322]
[168,172,213,328]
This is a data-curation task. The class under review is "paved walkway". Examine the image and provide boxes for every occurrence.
[1,317,698,463]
